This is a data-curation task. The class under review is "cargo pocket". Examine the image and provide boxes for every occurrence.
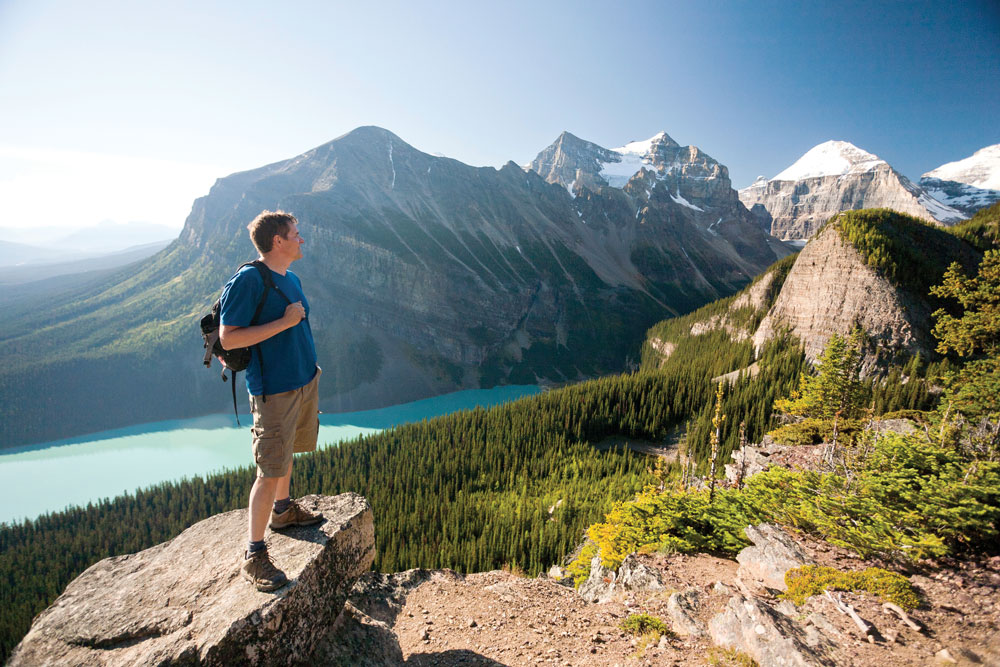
[252,429,287,477]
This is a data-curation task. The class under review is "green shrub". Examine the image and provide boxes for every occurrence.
[706,647,759,667]
[768,418,861,446]
[570,432,1000,581]
[783,565,919,610]
[621,613,672,639]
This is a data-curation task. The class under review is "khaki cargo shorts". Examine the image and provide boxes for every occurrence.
[250,367,321,478]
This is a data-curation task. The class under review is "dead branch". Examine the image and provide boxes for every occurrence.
[881,602,922,631]
[826,591,877,643]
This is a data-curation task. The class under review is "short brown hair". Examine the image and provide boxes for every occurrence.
[247,210,298,254]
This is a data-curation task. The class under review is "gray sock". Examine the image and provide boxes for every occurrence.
[247,539,266,556]
[274,497,292,514]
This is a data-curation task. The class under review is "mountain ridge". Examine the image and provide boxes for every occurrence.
[0,125,790,448]
[739,140,966,240]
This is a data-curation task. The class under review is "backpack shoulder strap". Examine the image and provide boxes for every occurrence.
[249,259,292,307]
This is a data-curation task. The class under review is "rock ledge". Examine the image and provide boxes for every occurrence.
[10,493,374,666]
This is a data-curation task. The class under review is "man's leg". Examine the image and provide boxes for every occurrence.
[275,458,292,505]
[248,472,283,542]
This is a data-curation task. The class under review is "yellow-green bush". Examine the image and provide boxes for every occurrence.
[706,647,759,667]
[768,418,861,446]
[620,613,672,639]
[570,432,1000,584]
[783,565,919,610]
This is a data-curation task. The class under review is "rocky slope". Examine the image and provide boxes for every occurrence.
[20,488,997,666]
[0,126,792,448]
[739,141,966,240]
[921,144,1000,217]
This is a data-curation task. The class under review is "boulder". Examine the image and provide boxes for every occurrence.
[9,493,374,666]
[667,589,705,637]
[725,434,783,485]
[578,556,618,604]
[736,524,812,591]
[578,553,663,604]
[709,593,835,666]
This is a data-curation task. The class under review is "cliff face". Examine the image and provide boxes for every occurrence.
[751,224,934,364]
[0,126,792,447]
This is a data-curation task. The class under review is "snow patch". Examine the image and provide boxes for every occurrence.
[597,132,680,188]
[773,140,885,181]
[567,179,576,198]
[388,141,396,189]
[599,154,656,188]
[670,189,704,211]
[918,191,966,223]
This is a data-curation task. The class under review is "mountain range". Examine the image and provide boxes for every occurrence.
[0,126,792,448]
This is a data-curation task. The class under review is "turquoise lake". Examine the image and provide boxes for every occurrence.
[0,385,541,526]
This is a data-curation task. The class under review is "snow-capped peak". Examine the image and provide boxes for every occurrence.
[612,131,675,156]
[922,144,1000,191]
[772,140,886,181]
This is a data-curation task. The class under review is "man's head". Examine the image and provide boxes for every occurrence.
[247,210,302,259]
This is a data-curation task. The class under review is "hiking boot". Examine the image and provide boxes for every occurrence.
[241,548,287,592]
[269,499,324,530]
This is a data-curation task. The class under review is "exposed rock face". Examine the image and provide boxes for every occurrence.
[578,553,664,603]
[667,589,706,637]
[1,125,792,449]
[315,569,442,666]
[740,141,965,240]
[736,524,813,592]
[921,144,1000,216]
[751,223,936,364]
[9,494,373,667]
[709,593,836,666]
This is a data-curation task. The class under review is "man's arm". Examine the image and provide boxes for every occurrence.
[219,301,306,350]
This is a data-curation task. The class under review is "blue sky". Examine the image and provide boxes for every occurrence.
[1,0,997,232]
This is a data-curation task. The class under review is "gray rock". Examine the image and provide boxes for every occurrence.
[578,556,618,604]
[9,493,374,667]
[709,593,836,666]
[736,524,812,592]
[667,589,705,637]
[617,553,664,593]
[725,435,784,485]
[578,553,663,604]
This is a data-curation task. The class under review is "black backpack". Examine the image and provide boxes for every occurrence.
[200,260,290,424]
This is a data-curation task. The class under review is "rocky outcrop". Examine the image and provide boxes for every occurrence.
[9,493,374,667]
[736,524,813,592]
[921,144,1000,216]
[578,553,664,603]
[751,223,936,364]
[740,141,965,240]
[666,589,706,637]
[315,568,443,666]
[709,593,836,666]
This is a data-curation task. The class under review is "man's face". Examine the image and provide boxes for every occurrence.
[275,221,304,261]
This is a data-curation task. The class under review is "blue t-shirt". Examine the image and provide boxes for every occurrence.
[219,264,317,396]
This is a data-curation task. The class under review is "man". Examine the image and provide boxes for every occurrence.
[219,210,323,591]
